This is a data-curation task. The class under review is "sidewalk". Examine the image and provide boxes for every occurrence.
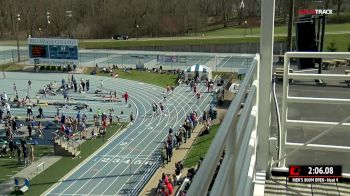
[140,125,204,196]
[0,155,61,196]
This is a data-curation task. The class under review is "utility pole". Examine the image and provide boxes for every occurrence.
[136,24,139,40]
[287,0,295,51]
[16,14,21,62]
[46,11,51,37]
[66,10,72,38]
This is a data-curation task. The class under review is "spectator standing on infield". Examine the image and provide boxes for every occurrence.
[109,113,113,124]
[13,83,17,94]
[38,106,44,118]
[27,122,32,139]
[28,80,32,91]
[76,110,81,125]
[130,112,134,122]
[86,80,90,91]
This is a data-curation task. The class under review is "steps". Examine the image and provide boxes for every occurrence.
[54,138,80,157]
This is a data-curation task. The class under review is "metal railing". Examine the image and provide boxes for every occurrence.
[187,54,259,196]
[53,131,81,156]
[275,52,350,173]
[131,155,161,195]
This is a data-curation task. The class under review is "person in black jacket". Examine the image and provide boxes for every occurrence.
[86,80,90,91]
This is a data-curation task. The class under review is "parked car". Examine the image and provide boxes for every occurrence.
[112,35,129,40]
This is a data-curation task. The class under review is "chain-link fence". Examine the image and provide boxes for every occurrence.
[0,49,28,65]
[78,52,256,73]
[0,49,256,73]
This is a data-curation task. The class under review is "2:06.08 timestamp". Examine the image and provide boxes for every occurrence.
[308,166,334,175]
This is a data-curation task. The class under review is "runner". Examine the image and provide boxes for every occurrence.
[162,91,166,102]
[196,91,201,102]
[159,102,164,115]
[193,84,197,96]
[123,92,129,104]
[152,103,157,114]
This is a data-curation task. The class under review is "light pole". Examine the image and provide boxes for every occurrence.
[16,14,21,62]
[244,20,247,37]
[46,11,51,37]
[66,10,72,38]
[136,24,139,40]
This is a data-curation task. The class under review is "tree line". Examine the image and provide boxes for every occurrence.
[0,0,347,39]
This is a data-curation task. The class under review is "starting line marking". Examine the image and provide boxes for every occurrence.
[93,157,155,166]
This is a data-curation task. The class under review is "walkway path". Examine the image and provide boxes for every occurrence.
[140,124,204,196]
[0,155,61,196]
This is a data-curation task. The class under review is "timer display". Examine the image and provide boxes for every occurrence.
[289,165,342,183]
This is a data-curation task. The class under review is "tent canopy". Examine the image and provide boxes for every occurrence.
[184,64,212,81]
[186,64,210,73]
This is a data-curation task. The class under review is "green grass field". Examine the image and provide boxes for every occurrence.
[83,68,178,87]
[183,124,219,168]
[1,23,349,51]
[12,123,125,196]
[324,34,350,52]
[203,23,350,36]
[0,64,26,72]
[0,145,54,184]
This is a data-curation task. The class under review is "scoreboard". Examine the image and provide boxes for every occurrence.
[28,38,79,65]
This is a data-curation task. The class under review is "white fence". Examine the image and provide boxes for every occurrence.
[274,52,350,176]
[187,54,259,195]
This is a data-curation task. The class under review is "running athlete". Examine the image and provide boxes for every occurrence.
[152,103,157,114]
[124,92,129,104]
[162,91,166,102]
[193,84,197,95]
[196,92,201,102]
[159,102,164,115]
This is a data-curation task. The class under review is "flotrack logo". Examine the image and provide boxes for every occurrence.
[299,9,334,15]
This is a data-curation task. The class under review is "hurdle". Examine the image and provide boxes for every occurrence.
[36,162,46,174]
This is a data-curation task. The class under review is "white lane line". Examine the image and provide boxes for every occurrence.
[45,77,157,194]
[41,126,124,196]
[116,84,212,194]
[46,77,157,192]
[220,56,232,67]
[98,99,185,194]
[86,85,189,195]
[59,77,162,194]
[109,83,209,193]
[50,99,148,194]
[88,83,203,194]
